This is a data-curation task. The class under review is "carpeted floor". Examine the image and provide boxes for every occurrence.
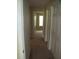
[29,31,54,59]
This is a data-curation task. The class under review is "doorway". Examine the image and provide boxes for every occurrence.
[34,14,44,31]
[32,12,44,38]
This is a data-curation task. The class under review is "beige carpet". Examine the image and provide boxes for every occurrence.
[29,31,54,59]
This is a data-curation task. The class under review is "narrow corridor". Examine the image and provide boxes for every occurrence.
[17,0,61,59]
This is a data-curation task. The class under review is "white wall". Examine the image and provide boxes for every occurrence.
[23,0,31,59]
[45,0,61,59]
[48,6,54,50]
[44,6,51,44]
[45,9,49,42]
[45,6,53,49]
[17,0,26,59]
[17,0,31,59]
[54,2,61,59]
[51,1,61,59]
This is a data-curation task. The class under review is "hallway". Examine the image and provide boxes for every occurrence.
[30,32,54,59]
[17,0,61,59]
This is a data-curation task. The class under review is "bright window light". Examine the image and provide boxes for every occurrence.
[39,16,43,26]
[34,15,36,26]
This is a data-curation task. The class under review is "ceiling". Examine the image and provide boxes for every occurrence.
[29,0,50,8]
